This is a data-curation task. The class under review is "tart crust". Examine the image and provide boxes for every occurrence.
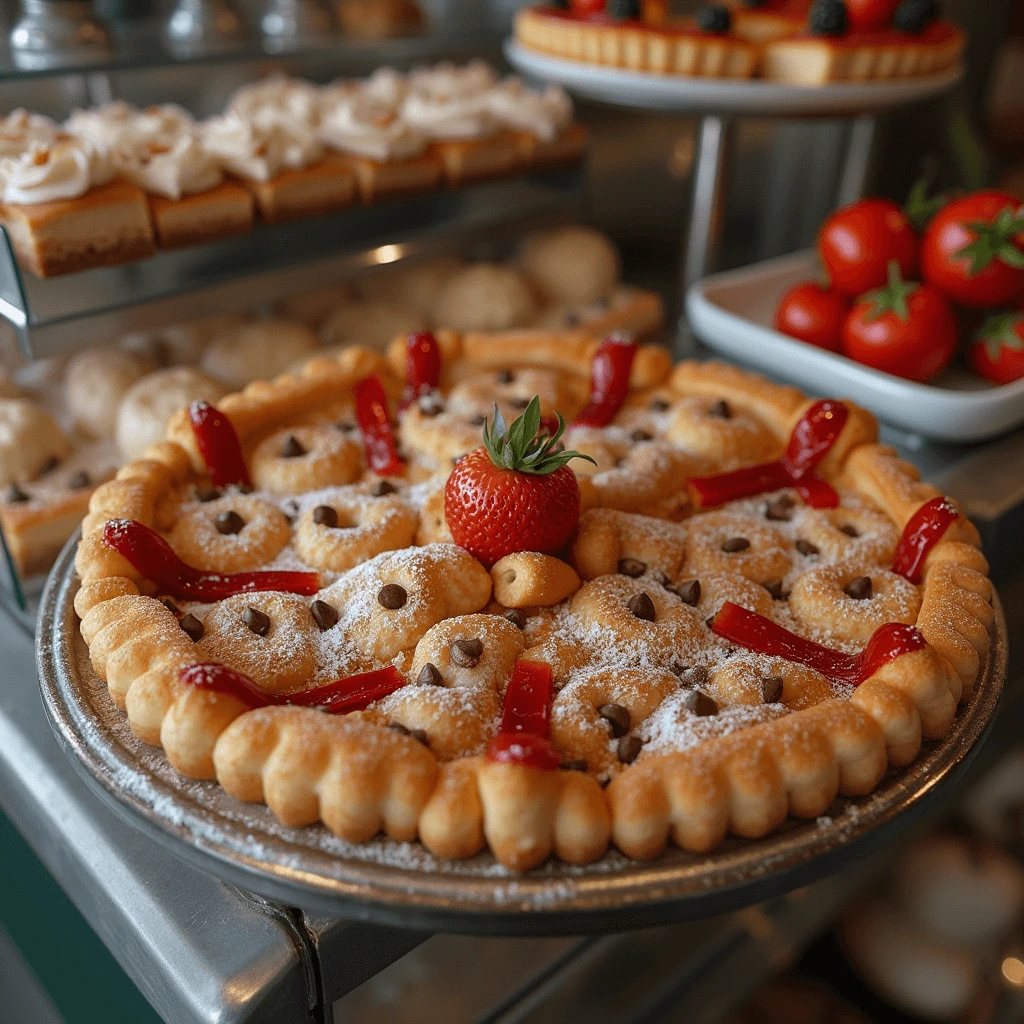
[72,337,994,872]
[148,182,255,249]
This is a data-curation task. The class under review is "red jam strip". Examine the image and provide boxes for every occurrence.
[891,496,960,584]
[103,519,319,600]
[189,400,252,490]
[711,602,927,685]
[687,400,847,510]
[353,374,404,477]
[486,659,561,771]
[400,331,442,410]
[573,335,637,428]
[181,662,405,713]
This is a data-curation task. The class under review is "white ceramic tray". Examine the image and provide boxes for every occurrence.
[504,40,963,116]
[686,250,1024,443]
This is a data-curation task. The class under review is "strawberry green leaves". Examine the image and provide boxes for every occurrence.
[482,396,595,476]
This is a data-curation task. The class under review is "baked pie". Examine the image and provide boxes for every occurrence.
[72,329,994,871]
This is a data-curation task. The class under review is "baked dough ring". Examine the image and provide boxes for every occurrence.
[251,425,362,495]
[796,505,899,566]
[196,592,317,693]
[409,613,525,692]
[571,507,688,581]
[294,489,418,572]
[446,367,588,423]
[789,564,922,645]
[708,655,832,711]
[666,397,778,470]
[683,571,775,623]
[684,511,790,585]
[550,667,679,773]
[168,494,291,572]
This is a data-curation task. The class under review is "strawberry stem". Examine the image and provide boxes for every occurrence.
[482,396,595,476]
[864,260,918,323]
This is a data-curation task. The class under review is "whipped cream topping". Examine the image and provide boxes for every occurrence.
[401,60,499,141]
[319,71,425,162]
[0,138,113,205]
[0,109,59,159]
[227,75,321,132]
[488,77,573,142]
[201,113,323,182]
[119,133,222,201]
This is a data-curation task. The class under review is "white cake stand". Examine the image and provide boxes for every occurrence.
[505,39,965,292]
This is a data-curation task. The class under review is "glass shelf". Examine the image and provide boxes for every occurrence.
[1,168,582,359]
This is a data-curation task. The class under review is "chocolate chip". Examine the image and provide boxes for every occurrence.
[377,584,407,609]
[673,579,701,606]
[417,663,443,686]
[706,616,716,629]
[162,598,181,616]
[630,429,652,443]
[40,456,59,475]
[844,575,873,600]
[683,690,718,716]
[195,484,221,502]
[649,398,670,412]
[510,397,530,410]
[336,420,355,433]
[468,413,486,426]
[236,484,254,494]
[6,483,28,502]
[765,497,794,522]
[410,728,428,745]
[450,637,483,667]
[764,579,787,601]
[721,536,750,553]
[627,591,656,621]
[598,703,631,738]
[388,722,410,735]
[68,470,90,489]
[618,557,647,578]
[180,613,205,642]
[310,599,339,631]
[281,434,306,458]
[312,504,338,528]
[496,369,514,384]
[215,510,245,535]
[418,392,445,417]
[761,676,784,703]
[560,758,588,772]
[371,480,397,497]
[796,539,820,557]
[708,399,731,419]
[679,665,709,689]
[242,606,270,636]
[504,608,527,629]
[564,312,580,326]
[840,523,860,537]
[617,735,643,764]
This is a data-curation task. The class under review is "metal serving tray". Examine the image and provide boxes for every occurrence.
[38,537,1007,936]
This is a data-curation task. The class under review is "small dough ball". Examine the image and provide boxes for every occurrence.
[116,367,226,461]
[65,347,154,438]
[319,299,426,352]
[432,263,537,332]
[161,314,251,365]
[360,257,463,319]
[277,284,356,328]
[201,319,320,388]
[0,399,70,485]
[519,226,620,306]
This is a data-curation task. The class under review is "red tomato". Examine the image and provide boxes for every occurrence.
[920,190,1024,308]
[819,198,918,298]
[841,263,957,382]
[969,312,1024,385]
[844,0,900,30]
[774,281,848,351]
[569,0,606,15]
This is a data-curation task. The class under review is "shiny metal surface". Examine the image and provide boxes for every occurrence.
[38,538,1008,936]
[0,599,313,1023]
[9,0,112,70]
[164,0,248,58]
[260,0,335,52]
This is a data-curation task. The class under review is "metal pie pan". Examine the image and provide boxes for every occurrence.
[37,538,1007,935]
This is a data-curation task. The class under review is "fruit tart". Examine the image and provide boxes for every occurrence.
[761,0,965,85]
[724,0,810,43]
[514,1,759,78]
[72,329,995,872]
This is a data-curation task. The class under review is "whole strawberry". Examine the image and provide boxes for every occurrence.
[444,397,594,568]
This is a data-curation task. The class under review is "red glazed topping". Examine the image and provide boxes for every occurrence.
[189,401,251,490]
[353,375,404,477]
[400,331,442,411]
[891,495,960,584]
[711,601,927,685]
[687,400,846,509]
[103,518,319,600]
[486,659,561,770]
[573,335,638,428]
[181,662,405,713]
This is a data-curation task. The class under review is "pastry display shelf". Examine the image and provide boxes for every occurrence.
[0,169,583,361]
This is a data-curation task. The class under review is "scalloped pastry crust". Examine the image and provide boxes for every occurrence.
[72,333,994,872]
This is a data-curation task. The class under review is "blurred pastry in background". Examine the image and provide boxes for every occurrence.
[200,319,320,388]
[0,399,70,486]
[336,0,425,39]
[519,225,620,306]
[963,747,1024,848]
[319,298,425,351]
[118,313,251,367]
[359,255,463,318]
[432,262,537,332]
[277,283,358,328]
[65,347,154,438]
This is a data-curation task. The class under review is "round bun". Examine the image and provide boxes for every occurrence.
[201,320,320,389]
[0,398,71,486]
[519,226,620,306]
[120,314,250,368]
[66,347,154,438]
[432,263,537,332]
[319,299,426,352]
[116,367,226,461]
[360,257,464,319]
[277,285,356,328]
